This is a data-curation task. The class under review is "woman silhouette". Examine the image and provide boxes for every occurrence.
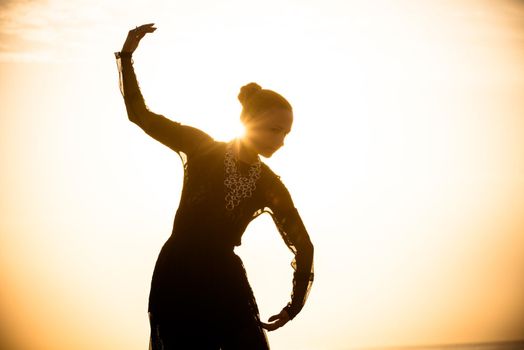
[115,23,314,349]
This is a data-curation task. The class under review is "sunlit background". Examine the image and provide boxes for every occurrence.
[1,0,524,349]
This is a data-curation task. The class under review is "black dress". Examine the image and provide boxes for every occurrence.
[114,51,315,350]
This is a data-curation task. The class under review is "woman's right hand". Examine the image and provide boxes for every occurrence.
[121,23,157,54]
[260,309,290,331]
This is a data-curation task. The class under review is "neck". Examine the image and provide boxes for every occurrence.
[232,137,259,164]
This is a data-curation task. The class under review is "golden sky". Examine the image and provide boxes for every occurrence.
[1,0,524,349]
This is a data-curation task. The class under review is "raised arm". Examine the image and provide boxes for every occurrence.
[263,173,315,328]
[115,50,157,130]
[115,24,213,156]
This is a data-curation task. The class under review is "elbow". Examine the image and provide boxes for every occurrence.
[295,233,313,260]
[125,109,138,125]
[125,103,153,131]
[303,236,314,257]
[126,110,145,129]
[296,238,314,268]
[304,238,314,268]
[307,242,314,258]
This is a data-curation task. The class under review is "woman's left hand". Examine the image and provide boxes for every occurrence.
[260,309,290,331]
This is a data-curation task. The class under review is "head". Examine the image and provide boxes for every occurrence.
[237,82,294,158]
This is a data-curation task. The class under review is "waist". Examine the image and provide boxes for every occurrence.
[163,235,235,256]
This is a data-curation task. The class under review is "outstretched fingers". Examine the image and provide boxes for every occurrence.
[136,23,157,33]
[132,23,157,39]
[122,23,157,53]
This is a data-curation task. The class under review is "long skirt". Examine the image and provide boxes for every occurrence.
[147,244,270,350]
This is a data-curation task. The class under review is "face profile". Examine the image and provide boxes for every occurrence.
[242,108,293,158]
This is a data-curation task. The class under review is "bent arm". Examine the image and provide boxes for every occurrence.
[115,51,158,130]
[114,51,213,155]
[266,176,315,320]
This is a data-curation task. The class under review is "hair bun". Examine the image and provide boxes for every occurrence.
[238,82,262,106]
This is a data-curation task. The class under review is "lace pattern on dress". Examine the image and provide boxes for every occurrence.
[252,172,315,320]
